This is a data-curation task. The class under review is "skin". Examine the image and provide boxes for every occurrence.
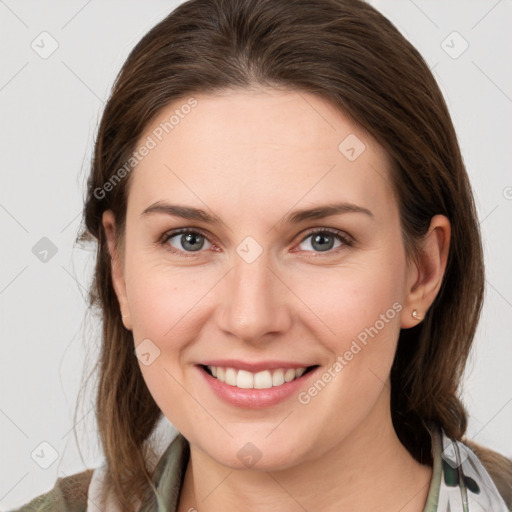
[103,88,450,512]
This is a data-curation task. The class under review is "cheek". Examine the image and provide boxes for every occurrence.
[291,261,404,434]
[290,254,406,370]
[126,262,208,430]
[125,250,210,343]
[306,260,403,318]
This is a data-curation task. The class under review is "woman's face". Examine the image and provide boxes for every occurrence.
[105,88,424,470]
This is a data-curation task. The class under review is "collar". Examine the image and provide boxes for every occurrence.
[424,422,508,511]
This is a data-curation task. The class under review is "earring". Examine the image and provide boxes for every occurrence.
[412,309,421,320]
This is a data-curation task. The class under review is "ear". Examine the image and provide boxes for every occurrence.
[102,210,132,331]
[401,214,451,329]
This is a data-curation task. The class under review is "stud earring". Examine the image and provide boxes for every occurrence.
[412,309,421,320]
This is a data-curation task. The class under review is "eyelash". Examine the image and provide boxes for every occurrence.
[158,227,353,259]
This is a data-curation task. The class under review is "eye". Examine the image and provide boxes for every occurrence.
[159,227,352,258]
[160,229,213,256]
[296,228,352,255]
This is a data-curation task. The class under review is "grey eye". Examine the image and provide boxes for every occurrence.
[167,231,211,252]
[298,232,343,252]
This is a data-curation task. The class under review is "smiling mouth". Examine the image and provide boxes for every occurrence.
[199,364,319,389]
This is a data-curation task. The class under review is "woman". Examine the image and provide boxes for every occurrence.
[13,0,512,510]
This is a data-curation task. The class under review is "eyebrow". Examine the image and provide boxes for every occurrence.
[140,201,373,225]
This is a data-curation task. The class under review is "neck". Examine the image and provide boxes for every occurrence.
[177,389,432,512]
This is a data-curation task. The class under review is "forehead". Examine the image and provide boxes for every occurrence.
[127,88,395,218]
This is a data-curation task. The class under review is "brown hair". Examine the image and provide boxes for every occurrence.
[80,0,486,508]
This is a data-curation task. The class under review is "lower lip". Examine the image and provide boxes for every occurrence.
[197,365,319,409]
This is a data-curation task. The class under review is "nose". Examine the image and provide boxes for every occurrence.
[216,253,292,344]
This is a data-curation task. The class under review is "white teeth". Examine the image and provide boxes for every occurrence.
[272,369,285,387]
[225,367,237,386]
[295,367,306,378]
[237,369,254,389]
[206,365,310,389]
[284,368,296,382]
[253,370,272,389]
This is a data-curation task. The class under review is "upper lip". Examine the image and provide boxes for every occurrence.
[199,360,317,373]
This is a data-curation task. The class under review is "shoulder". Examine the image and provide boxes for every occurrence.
[461,437,512,510]
[10,469,93,512]
[11,431,188,512]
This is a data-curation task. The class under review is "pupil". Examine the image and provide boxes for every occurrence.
[313,233,333,252]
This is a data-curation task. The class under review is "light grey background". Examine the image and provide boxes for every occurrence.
[1,0,511,509]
